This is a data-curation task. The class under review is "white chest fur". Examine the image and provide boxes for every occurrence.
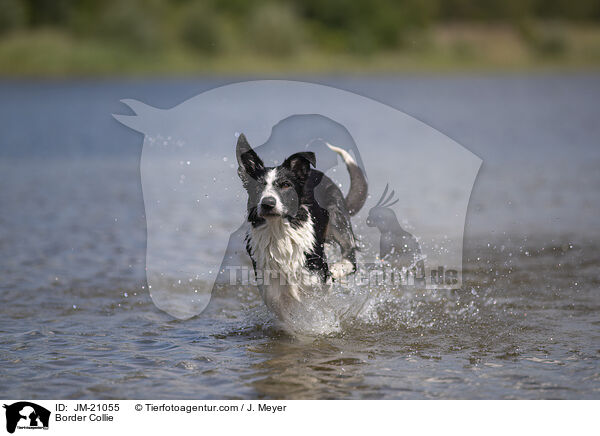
[247,210,318,310]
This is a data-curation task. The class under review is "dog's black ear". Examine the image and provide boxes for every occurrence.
[236,134,264,180]
[283,152,316,181]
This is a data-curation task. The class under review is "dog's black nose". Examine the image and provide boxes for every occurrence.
[260,196,277,210]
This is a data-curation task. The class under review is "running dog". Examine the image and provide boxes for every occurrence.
[236,134,367,320]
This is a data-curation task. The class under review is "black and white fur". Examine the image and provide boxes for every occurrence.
[236,134,367,320]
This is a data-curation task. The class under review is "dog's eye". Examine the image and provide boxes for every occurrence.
[279,181,293,189]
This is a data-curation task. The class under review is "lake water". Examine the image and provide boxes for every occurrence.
[0,76,599,399]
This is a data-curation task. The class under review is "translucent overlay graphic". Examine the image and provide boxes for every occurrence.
[114,81,481,320]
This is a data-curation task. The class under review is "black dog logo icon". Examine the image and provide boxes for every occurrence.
[3,402,50,434]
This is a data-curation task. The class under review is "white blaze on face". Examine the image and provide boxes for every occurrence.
[259,168,283,215]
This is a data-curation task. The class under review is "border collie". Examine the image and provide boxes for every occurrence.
[235,134,368,321]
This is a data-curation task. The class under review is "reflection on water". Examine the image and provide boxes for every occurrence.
[0,77,599,399]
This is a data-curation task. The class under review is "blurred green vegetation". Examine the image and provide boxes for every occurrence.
[1,0,600,75]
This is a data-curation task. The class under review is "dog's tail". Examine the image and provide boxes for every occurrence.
[326,143,368,216]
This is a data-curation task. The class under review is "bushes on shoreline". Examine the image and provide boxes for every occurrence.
[1,0,599,74]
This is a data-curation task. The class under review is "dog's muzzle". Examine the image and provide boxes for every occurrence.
[258,196,279,217]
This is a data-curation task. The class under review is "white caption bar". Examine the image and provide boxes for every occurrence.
[1,400,597,435]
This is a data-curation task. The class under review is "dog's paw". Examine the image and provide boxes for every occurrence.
[330,260,354,281]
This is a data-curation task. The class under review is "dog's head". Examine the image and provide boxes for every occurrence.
[236,134,316,221]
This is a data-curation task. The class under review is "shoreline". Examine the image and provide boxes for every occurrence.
[2,24,600,77]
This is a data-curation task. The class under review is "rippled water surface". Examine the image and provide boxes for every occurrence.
[1,76,599,399]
